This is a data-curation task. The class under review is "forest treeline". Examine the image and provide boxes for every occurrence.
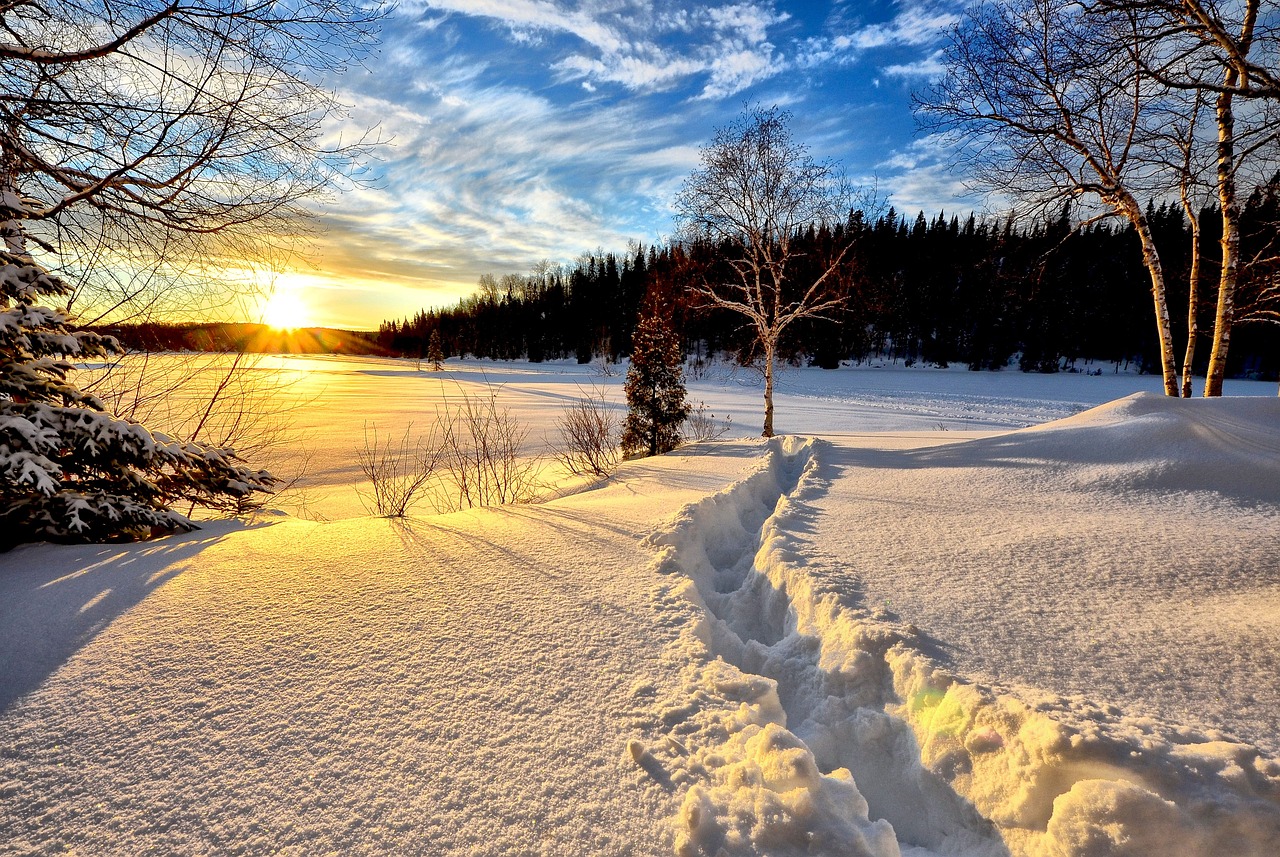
[378,182,1280,379]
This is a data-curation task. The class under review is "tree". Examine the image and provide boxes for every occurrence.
[0,0,380,545]
[0,252,276,549]
[622,297,689,458]
[919,0,1185,396]
[1163,92,1216,397]
[427,329,444,371]
[1096,0,1280,395]
[0,0,381,323]
[675,105,860,436]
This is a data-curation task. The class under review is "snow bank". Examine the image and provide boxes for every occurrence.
[934,392,1280,503]
[641,421,1280,855]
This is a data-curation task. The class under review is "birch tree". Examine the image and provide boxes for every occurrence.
[919,0,1185,395]
[1098,0,1280,395]
[1167,93,1216,397]
[675,106,859,436]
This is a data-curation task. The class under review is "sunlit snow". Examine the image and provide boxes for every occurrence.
[2,356,1277,856]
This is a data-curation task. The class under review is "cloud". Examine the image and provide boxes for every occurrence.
[883,49,946,80]
[411,0,790,99]
[706,3,790,44]
[878,134,995,216]
[406,0,627,53]
[796,1,961,67]
[261,1,985,329]
[297,49,709,325]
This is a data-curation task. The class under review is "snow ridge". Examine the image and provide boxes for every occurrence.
[641,437,1280,856]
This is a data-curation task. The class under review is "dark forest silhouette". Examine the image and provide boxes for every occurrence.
[377,186,1280,381]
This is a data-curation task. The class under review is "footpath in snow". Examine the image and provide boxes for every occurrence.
[631,394,1280,856]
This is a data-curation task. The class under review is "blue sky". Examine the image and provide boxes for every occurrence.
[290,0,982,329]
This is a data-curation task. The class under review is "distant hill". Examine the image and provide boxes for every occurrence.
[96,322,393,356]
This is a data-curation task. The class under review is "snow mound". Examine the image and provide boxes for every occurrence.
[641,431,1280,856]
[922,392,1280,503]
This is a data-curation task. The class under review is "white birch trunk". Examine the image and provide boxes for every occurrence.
[1205,85,1240,397]
[1118,193,1180,396]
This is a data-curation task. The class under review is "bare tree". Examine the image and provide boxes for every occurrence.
[0,0,382,318]
[675,105,862,437]
[1097,0,1280,395]
[0,0,382,543]
[555,387,621,477]
[919,0,1186,395]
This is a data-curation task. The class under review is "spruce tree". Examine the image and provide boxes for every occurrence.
[427,328,444,370]
[0,252,277,549]
[622,299,689,458]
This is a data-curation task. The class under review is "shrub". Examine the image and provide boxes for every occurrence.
[556,388,621,477]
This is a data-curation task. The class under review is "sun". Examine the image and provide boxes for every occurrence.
[261,287,311,331]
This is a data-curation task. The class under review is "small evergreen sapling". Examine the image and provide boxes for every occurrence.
[0,252,276,549]
[622,302,689,458]
[427,328,444,370]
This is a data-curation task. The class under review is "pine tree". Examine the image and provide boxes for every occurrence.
[427,328,444,370]
[0,253,277,549]
[622,299,689,458]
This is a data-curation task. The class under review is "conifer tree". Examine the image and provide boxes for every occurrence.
[427,328,445,370]
[0,254,276,549]
[621,298,689,458]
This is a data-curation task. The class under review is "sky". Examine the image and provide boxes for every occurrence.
[282,0,982,330]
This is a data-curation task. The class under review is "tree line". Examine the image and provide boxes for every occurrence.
[376,181,1280,381]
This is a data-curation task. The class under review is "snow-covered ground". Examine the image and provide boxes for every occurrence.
[2,356,1277,856]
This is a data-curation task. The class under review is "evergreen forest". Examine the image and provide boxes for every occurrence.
[377,186,1280,381]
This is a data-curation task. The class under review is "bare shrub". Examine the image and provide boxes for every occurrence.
[431,388,542,512]
[357,423,438,517]
[683,401,733,443]
[556,388,621,477]
[593,351,618,377]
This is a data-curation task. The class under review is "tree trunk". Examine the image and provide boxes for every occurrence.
[761,340,775,437]
[1205,85,1240,397]
[1181,218,1202,398]
[1119,193,1180,396]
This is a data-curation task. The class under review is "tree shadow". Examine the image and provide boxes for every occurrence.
[0,523,262,713]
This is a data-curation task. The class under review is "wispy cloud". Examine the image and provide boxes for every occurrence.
[305,52,702,322]
[796,1,960,67]
[270,1,984,328]
[411,0,790,98]
[878,134,993,217]
[884,49,946,80]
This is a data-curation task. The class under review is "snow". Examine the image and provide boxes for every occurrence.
[2,355,1278,856]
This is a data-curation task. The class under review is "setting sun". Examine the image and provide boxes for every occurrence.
[261,286,311,331]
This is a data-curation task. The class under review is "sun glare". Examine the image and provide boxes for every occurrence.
[262,287,311,331]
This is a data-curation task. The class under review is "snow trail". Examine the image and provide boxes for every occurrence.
[641,434,1280,856]
[642,437,999,856]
